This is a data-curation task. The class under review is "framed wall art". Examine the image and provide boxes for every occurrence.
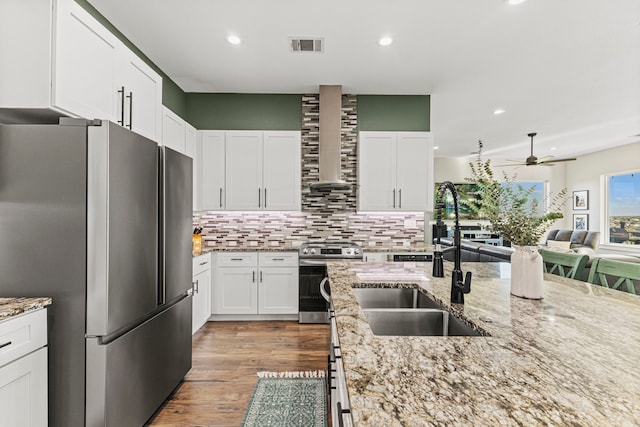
[572,190,589,210]
[573,214,589,230]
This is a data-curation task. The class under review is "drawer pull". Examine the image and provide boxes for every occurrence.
[272,258,285,261]
[199,261,208,266]
[231,258,244,261]
[0,341,12,350]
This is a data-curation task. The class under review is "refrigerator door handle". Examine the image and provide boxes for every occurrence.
[192,280,199,294]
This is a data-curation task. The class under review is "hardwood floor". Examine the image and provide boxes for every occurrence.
[146,321,329,427]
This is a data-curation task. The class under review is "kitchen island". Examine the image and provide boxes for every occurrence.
[327,261,640,426]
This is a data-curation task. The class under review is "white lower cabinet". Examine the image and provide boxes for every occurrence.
[211,252,298,317]
[0,309,48,427]
[192,254,212,334]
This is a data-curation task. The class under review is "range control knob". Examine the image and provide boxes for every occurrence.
[354,248,360,255]
[302,248,309,255]
[310,248,317,255]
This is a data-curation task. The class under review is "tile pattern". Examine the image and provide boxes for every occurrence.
[301,93,357,213]
[193,211,426,250]
[328,261,640,426]
[0,297,52,321]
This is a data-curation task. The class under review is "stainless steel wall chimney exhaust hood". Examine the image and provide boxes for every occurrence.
[310,85,354,190]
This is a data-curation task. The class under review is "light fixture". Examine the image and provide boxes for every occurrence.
[433,146,439,150]
[506,0,527,4]
[378,36,393,47]
[227,35,241,45]
[550,147,557,151]
[493,108,506,115]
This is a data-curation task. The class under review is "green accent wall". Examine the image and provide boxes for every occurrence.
[186,94,303,130]
[73,0,187,119]
[357,95,430,131]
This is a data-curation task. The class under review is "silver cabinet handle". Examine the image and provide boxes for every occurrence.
[260,271,263,282]
[192,280,199,294]
[264,188,267,208]
[399,188,402,208]
[392,189,396,208]
[199,261,208,266]
[0,341,12,350]
[230,258,243,261]
[219,188,223,208]
[258,188,261,207]
[117,86,125,126]
[126,91,133,129]
[272,258,285,261]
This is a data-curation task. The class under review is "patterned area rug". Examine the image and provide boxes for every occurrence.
[241,371,327,427]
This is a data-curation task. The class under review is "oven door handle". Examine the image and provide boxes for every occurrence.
[319,277,331,303]
[299,259,328,267]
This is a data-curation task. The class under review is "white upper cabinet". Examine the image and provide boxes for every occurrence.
[161,106,186,153]
[200,131,226,210]
[225,132,264,210]
[54,0,119,122]
[359,131,433,211]
[225,131,301,211]
[185,123,197,158]
[0,0,162,141]
[117,49,163,141]
[262,132,302,211]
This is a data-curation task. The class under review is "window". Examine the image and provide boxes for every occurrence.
[605,171,640,245]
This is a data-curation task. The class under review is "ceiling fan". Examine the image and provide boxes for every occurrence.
[500,133,577,167]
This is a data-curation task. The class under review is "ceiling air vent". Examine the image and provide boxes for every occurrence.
[290,38,324,53]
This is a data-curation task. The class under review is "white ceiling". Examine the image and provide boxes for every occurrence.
[87,0,640,160]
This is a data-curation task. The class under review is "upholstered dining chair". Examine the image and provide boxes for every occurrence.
[587,258,640,295]
[539,248,590,280]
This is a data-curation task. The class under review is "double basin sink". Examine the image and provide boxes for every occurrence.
[353,287,482,337]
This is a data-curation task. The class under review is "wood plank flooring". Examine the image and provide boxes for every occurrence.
[146,321,329,427]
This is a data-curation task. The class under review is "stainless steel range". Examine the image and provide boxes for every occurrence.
[298,241,363,323]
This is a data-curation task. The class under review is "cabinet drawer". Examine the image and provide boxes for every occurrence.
[258,252,299,267]
[215,252,258,267]
[0,309,47,368]
[193,253,211,276]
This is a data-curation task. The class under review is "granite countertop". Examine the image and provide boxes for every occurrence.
[327,261,640,426]
[0,297,52,322]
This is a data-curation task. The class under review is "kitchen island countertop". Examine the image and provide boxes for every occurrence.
[327,260,640,426]
[0,297,52,322]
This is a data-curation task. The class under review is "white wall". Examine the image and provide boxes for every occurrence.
[564,142,640,251]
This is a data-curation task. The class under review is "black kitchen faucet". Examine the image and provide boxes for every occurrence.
[432,181,472,304]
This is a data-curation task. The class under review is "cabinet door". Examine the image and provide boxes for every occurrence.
[396,132,433,211]
[118,49,163,141]
[263,132,301,211]
[213,267,257,314]
[192,269,211,334]
[54,0,118,121]
[161,106,186,153]
[358,132,397,211]
[258,267,299,314]
[201,131,226,210]
[0,347,47,427]
[184,124,197,159]
[226,132,263,210]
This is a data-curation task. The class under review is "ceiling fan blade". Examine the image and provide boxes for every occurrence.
[538,157,577,164]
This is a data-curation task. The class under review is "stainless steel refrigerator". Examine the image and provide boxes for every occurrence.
[0,118,193,426]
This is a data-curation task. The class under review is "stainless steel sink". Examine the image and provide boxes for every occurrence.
[353,287,442,309]
[362,309,482,337]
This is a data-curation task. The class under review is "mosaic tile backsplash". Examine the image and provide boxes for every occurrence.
[194,93,427,249]
[193,211,426,249]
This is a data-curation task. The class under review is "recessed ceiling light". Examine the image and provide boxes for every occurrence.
[506,0,527,4]
[493,108,506,115]
[227,35,241,45]
[378,36,393,47]
[433,146,439,150]
[550,147,557,151]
